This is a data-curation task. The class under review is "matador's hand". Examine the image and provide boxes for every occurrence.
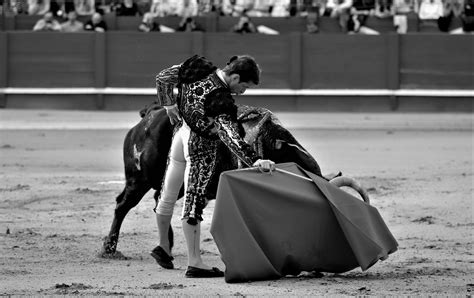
[164,104,181,125]
[252,159,276,172]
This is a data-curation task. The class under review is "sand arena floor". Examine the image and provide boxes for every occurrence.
[0,109,472,296]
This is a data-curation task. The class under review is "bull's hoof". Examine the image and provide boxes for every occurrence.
[98,250,129,260]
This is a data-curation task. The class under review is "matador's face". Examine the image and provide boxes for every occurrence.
[228,74,255,96]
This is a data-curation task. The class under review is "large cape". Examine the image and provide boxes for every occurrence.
[210,163,398,283]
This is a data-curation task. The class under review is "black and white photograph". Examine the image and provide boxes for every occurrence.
[0,0,472,295]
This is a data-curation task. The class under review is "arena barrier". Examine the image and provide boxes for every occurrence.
[0,87,472,112]
[0,32,472,111]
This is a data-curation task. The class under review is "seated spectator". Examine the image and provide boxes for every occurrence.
[95,0,112,14]
[84,12,107,31]
[297,0,322,16]
[347,8,380,33]
[176,16,204,31]
[440,0,463,31]
[271,0,291,17]
[59,0,77,16]
[246,0,273,17]
[452,0,474,33]
[305,9,320,32]
[149,0,177,16]
[375,0,393,17]
[301,0,328,17]
[348,0,380,34]
[138,12,161,31]
[74,0,95,15]
[418,0,444,20]
[433,0,463,31]
[136,0,151,15]
[444,0,465,17]
[176,0,198,18]
[221,0,253,16]
[197,0,220,15]
[9,0,29,14]
[392,0,417,33]
[303,1,327,32]
[116,0,139,15]
[33,11,62,30]
[324,0,352,32]
[61,10,84,31]
[231,14,257,33]
[49,0,67,17]
[28,0,51,15]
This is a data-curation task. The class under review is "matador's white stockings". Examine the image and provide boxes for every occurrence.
[156,123,191,254]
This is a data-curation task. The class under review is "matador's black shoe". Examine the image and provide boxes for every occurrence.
[185,266,224,278]
[150,246,174,269]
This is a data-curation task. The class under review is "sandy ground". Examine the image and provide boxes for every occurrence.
[0,109,472,296]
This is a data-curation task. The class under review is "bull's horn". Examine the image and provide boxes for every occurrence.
[329,176,370,204]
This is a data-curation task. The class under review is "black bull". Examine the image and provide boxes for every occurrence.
[100,105,367,257]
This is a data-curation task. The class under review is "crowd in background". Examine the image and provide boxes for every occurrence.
[1,0,473,34]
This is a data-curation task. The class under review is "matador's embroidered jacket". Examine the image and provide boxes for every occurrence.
[155,57,260,222]
[156,61,260,167]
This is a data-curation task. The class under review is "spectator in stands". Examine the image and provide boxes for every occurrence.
[74,0,95,15]
[418,0,444,20]
[33,11,62,30]
[392,0,417,33]
[116,0,139,15]
[440,0,463,31]
[324,0,353,32]
[176,16,204,31]
[136,0,151,15]
[433,0,463,31]
[49,0,66,17]
[61,10,84,31]
[303,1,327,32]
[444,0,465,17]
[452,0,474,33]
[28,0,51,15]
[221,0,253,16]
[271,0,291,16]
[246,0,273,17]
[197,0,220,15]
[9,0,29,14]
[149,0,177,17]
[138,11,161,31]
[348,0,380,34]
[305,8,320,32]
[300,0,328,17]
[176,0,198,18]
[56,0,77,17]
[84,11,107,31]
[231,14,257,33]
[375,0,393,17]
[347,8,380,33]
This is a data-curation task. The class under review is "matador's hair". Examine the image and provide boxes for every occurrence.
[178,55,217,85]
[222,55,260,85]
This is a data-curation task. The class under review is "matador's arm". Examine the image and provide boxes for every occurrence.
[155,64,180,107]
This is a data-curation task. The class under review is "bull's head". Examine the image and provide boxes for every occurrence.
[259,130,323,177]
[237,105,369,203]
[237,105,323,177]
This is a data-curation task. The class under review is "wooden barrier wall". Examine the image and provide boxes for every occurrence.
[1,32,473,89]
[0,32,472,111]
